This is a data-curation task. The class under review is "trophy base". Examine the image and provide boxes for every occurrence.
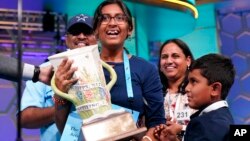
[103,127,147,141]
[79,111,147,141]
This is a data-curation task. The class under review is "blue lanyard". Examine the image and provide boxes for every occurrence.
[123,50,134,99]
[123,50,139,118]
[112,50,139,122]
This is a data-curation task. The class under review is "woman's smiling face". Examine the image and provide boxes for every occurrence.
[160,42,191,81]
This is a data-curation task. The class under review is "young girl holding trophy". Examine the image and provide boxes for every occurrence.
[53,0,166,140]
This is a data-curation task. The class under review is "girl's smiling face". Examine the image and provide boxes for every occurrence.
[97,3,132,48]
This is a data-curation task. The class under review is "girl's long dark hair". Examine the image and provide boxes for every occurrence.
[158,39,194,95]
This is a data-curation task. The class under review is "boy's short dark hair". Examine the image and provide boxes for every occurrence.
[190,53,235,100]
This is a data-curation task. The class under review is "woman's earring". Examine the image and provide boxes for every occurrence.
[187,65,190,70]
[127,36,132,41]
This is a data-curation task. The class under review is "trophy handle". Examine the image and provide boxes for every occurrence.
[50,60,117,104]
[100,60,117,91]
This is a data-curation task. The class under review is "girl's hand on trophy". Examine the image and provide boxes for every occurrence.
[55,58,78,93]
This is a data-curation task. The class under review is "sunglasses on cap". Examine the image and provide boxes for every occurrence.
[67,24,94,36]
[68,29,93,36]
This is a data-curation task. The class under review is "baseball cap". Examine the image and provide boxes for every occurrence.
[66,14,93,33]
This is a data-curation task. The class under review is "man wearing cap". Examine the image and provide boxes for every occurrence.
[18,14,96,141]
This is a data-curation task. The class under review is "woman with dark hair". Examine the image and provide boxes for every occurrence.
[54,0,165,140]
[157,39,195,140]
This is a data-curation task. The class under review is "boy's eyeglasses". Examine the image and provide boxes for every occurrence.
[100,14,127,25]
